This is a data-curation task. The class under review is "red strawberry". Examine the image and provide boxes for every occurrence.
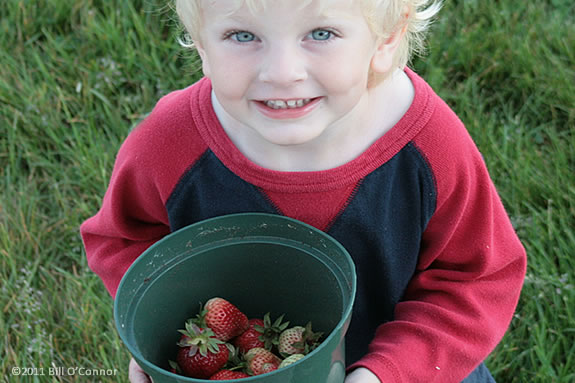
[233,313,289,353]
[245,347,281,375]
[209,369,250,380]
[278,322,323,356]
[176,321,230,379]
[203,297,249,341]
[233,318,265,353]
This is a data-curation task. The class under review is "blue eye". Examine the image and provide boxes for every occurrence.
[310,29,333,41]
[231,31,256,42]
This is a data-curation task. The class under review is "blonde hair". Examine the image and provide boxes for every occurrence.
[175,0,441,70]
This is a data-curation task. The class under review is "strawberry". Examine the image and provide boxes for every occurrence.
[279,353,305,368]
[245,347,281,375]
[278,322,323,356]
[258,313,290,349]
[202,297,249,341]
[260,362,278,374]
[234,313,289,353]
[233,318,265,354]
[176,321,230,379]
[209,369,250,380]
[278,326,305,355]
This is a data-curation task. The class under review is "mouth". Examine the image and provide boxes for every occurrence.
[253,97,322,120]
[259,98,318,110]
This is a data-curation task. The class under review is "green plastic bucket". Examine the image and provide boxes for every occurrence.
[114,213,356,383]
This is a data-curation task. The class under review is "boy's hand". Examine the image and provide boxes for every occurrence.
[345,367,381,383]
[129,358,153,383]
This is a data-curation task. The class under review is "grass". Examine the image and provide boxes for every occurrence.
[1,0,573,382]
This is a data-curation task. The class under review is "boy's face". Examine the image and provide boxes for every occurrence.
[195,0,393,147]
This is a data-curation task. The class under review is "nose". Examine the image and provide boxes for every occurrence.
[258,44,308,85]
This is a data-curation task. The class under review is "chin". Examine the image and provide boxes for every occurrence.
[255,121,326,146]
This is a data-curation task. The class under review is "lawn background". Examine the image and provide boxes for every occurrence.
[1,0,574,382]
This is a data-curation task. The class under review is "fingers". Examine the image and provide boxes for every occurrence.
[129,358,152,383]
[344,367,381,383]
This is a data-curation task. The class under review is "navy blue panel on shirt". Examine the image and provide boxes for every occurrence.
[166,150,279,231]
[327,143,436,364]
[165,143,437,367]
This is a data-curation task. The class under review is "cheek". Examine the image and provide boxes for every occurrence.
[207,55,258,99]
[316,62,371,99]
[212,78,247,107]
[314,47,373,91]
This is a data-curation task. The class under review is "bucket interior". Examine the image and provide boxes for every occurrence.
[119,240,347,371]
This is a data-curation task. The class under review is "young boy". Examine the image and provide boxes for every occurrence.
[81,0,527,382]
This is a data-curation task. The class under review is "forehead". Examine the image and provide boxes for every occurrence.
[200,0,358,19]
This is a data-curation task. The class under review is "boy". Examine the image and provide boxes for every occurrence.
[81,0,527,382]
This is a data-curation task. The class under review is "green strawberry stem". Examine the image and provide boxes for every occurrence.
[177,320,225,357]
[255,312,290,350]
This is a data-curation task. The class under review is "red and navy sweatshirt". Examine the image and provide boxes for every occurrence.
[81,68,526,382]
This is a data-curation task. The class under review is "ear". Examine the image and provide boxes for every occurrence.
[193,40,211,78]
[370,22,407,75]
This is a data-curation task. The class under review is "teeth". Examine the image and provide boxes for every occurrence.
[264,98,312,109]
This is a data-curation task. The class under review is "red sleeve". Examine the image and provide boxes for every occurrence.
[349,97,527,381]
[80,83,208,297]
